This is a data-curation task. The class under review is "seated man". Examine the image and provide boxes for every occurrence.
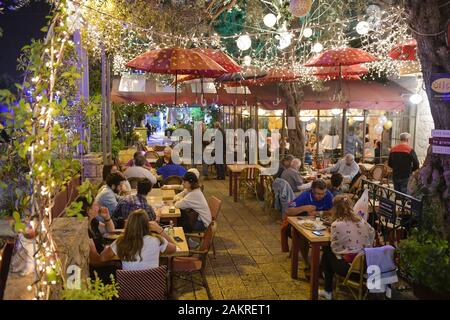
[155,146,173,169]
[280,158,303,194]
[95,172,126,218]
[157,162,187,181]
[125,151,152,170]
[124,155,157,185]
[285,179,334,267]
[320,153,360,183]
[112,179,156,227]
[274,155,294,179]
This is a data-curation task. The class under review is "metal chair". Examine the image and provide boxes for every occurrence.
[116,265,168,300]
[172,221,216,300]
[334,252,367,300]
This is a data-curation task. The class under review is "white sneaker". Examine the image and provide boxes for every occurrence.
[319,290,332,300]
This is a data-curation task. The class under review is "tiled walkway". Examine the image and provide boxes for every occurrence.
[173,178,312,300]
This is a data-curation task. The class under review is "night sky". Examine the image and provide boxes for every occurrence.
[0,1,50,83]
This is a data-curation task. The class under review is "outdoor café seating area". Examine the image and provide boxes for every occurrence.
[1,0,448,303]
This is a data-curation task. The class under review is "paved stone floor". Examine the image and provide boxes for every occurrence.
[173,177,316,300]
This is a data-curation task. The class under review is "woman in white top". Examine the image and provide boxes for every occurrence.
[319,195,375,300]
[175,172,211,231]
[100,209,176,271]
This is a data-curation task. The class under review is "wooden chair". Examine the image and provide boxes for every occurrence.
[162,175,183,186]
[172,221,216,300]
[127,177,147,189]
[185,197,222,258]
[263,175,275,214]
[145,150,160,161]
[370,164,387,183]
[153,145,166,152]
[116,265,168,300]
[334,253,367,300]
[358,164,369,177]
[347,175,366,201]
[239,167,261,203]
[0,238,15,300]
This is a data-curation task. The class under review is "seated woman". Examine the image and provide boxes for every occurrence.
[174,172,211,232]
[319,195,375,300]
[100,209,176,270]
[79,197,119,284]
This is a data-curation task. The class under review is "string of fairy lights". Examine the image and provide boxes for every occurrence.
[65,0,415,82]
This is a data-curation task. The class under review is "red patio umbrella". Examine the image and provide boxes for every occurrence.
[304,47,377,154]
[388,39,417,61]
[311,64,369,77]
[304,47,378,67]
[125,47,227,105]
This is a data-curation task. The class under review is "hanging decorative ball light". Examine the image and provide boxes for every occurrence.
[356,21,370,35]
[383,120,393,130]
[278,32,293,50]
[312,42,324,53]
[374,124,384,135]
[243,55,252,67]
[409,93,423,104]
[263,13,277,28]
[303,28,313,38]
[378,115,387,124]
[236,35,252,51]
[289,0,312,17]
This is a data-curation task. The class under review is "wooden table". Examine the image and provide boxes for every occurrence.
[161,227,189,257]
[288,216,331,300]
[149,188,175,199]
[227,164,264,202]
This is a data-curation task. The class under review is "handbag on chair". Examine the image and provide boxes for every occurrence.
[179,208,200,232]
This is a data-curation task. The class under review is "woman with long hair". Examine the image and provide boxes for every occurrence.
[100,209,176,270]
[319,195,375,300]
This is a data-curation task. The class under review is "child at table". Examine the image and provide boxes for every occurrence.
[100,209,176,271]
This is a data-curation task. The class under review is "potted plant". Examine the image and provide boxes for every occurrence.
[61,274,118,300]
[397,195,450,299]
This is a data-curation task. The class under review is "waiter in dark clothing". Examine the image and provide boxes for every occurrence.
[388,132,419,194]
[213,122,226,180]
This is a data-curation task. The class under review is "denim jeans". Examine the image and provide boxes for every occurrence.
[393,177,409,194]
[321,246,350,292]
[192,220,206,232]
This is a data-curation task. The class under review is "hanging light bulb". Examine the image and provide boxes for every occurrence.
[243,55,252,67]
[312,42,323,53]
[263,13,277,28]
[236,35,252,51]
[409,93,423,104]
[303,28,313,38]
[356,21,370,35]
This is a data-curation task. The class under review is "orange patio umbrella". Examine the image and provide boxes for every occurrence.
[126,48,227,105]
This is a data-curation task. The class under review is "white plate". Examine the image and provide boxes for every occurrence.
[297,220,326,231]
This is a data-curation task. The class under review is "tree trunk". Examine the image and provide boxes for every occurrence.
[280,82,304,161]
[403,0,450,238]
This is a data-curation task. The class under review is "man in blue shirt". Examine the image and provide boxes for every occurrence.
[286,179,333,217]
[285,179,334,269]
[157,163,187,181]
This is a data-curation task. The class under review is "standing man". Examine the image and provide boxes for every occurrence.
[344,127,363,158]
[213,121,226,180]
[388,132,419,194]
